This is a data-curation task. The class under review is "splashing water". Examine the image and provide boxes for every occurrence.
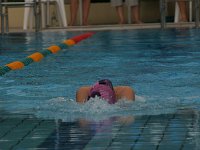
[34,95,184,122]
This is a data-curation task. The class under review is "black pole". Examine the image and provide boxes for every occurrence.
[195,0,199,28]
[0,0,4,34]
[160,0,166,29]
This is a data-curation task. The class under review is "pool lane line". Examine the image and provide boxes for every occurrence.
[0,32,94,76]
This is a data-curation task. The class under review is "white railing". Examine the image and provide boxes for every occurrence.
[0,0,41,34]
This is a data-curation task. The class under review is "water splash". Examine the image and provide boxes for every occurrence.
[35,95,184,122]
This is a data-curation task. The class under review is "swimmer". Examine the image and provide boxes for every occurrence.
[76,79,135,104]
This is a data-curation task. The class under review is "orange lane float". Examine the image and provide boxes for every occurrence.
[0,32,94,76]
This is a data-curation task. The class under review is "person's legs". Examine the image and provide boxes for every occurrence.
[178,1,188,22]
[127,0,142,24]
[111,0,125,24]
[116,6,125,24]
[131,5,142,24]
[82,0,91,25]
[69,0,79,26]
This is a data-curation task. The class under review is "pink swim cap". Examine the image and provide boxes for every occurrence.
[88,79,116,104]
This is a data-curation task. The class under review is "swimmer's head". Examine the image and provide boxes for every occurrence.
[98,79,114,90]
[88,79,116,104]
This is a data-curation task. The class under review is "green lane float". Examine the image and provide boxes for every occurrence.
[0,32,94,76]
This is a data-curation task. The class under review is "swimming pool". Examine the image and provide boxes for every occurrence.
[0,28,200,149]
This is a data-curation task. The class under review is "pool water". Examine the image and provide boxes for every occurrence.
[0,29,200,149]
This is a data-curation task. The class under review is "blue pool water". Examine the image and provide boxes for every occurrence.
[1,28,200,149]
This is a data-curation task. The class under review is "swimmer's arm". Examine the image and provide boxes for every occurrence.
[76,86,91,103]
[114,86,135,101]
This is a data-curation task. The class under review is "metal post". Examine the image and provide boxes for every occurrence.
[34,0,36,31]
[195,0,199,28]
[79,0,82,25]
[160,0,166,29]
[0,0,2,34]
[34,0,38,32]
[46,0,50,27]
[38,0,42,31]
[189,0,192,22]
[0,0,4,34]
[5,0,8,33]
[34,0,41,32]
[128,6,131,24]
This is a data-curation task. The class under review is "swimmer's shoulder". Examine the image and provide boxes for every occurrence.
[114,86,135,101]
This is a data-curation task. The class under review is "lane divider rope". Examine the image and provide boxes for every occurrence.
[0,32,94,76]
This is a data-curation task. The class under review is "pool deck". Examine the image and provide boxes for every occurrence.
[0,109,199,150]
[3,22,197,33]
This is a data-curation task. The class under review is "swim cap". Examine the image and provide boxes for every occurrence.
[88,79,116,104]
